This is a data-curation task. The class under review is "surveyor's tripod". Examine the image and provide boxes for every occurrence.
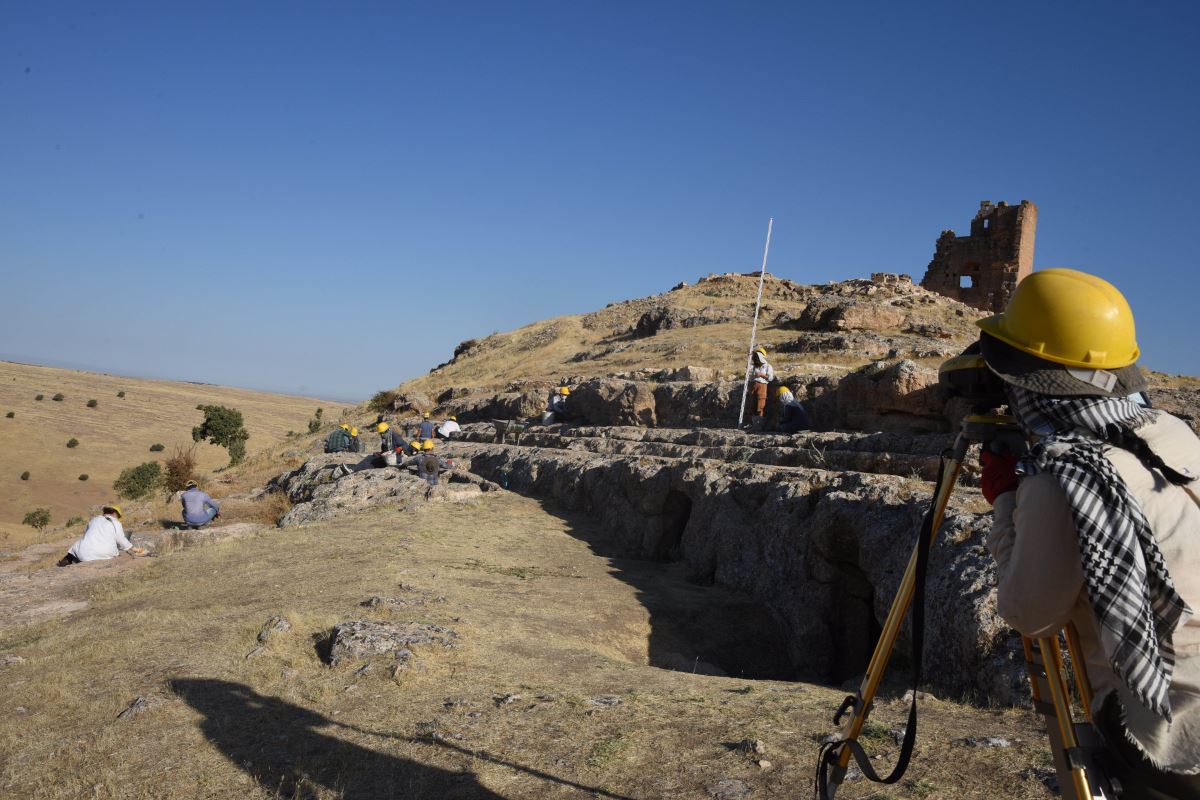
[815,414,1119,799]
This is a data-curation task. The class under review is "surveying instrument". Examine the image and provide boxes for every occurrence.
[814,348,1120,799]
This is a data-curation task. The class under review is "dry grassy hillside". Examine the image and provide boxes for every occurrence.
[399,272,986,400]
[0,361,342,548]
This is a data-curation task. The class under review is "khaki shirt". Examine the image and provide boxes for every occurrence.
[988,412,1200,773]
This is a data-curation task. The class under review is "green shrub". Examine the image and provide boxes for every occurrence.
[20,471,30,481]
[35,394,43,401]
[22,508,51,530]
[113,461,163,500]
[52,393,64,401]
[149,443,165,452]
[4,411,12,418]
[78,474,89,481]
[307,407,324,435]
[66,516,85,527]
[66,438,79,448]
[86,399,98,408]
[117,391,126,398]
[367,390,398,414]
[192,404,249,466]
[163,445,197,494]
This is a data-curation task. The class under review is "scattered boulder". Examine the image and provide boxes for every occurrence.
[257,615,292,642]
[326,620,459,667]
[116,696,159,721]
[568,378,657,426]
[834,359,948,431]
[708,778,752,800]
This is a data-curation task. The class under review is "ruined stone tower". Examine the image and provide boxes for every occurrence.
[920,200,1037,312]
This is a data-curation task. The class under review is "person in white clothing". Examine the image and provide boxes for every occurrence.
[57,505,143,566]
[747,346,775,430]
[436,415,461,440]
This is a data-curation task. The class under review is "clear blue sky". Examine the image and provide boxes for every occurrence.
[2,2,1197,401]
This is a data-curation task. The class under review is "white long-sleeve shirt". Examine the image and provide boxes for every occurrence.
[438,420,461,438]
[67,515,132,562]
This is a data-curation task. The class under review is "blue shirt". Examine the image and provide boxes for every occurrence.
[181,487,220,525]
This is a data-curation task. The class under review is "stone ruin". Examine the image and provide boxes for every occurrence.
[920,200,1037,312]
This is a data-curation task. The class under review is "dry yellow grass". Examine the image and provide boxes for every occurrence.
[0,491,1054,799]
[0,361,342,548]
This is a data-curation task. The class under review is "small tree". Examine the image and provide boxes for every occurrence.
[78,474,89,481]
[66,438,79,448]
[117,390,126,398]
[368,390,398,413]
[86,399,98,408]
[22,508,51,530]
[192,404,249,466]
[66,516,85,527]
[34,394,43,401]
[52,393,64,401]
[4,411,12,418]
[20,471,30,480]
[113,461,163,500]
[307,407,324,434]
[164,445,197,494]
[149,443,165,452]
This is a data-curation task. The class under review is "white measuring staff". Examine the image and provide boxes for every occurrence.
[737,217,774,427]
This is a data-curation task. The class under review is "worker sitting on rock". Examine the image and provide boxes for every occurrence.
[544,386,570,424]
[324,423,352,453]
[378,422,410,463]
[436,415,460,440]
[977,269,1200,797]
[181,480,221,528]
[348,426,362,453]
[747,346,774,430]
[417,412,435,442]
[776,385,810,433]
[57,505,145,565]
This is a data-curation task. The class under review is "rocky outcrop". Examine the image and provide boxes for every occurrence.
[326,620,459,667]
[834,359,949,432]
[568,378,658,427]
[267,454,498,527]
[437,439,1023,703]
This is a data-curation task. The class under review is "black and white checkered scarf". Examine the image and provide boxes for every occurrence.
[1007,386,1193,720]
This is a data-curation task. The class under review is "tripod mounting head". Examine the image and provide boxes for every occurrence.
[961,413,1026,457]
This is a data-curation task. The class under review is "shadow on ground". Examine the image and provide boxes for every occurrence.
[171,678,504,799]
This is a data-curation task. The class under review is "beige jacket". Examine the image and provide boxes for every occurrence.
[987,412,1200,773]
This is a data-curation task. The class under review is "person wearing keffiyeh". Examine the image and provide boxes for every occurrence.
[977,269,1200,799]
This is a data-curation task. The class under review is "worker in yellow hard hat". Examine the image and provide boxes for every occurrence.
[436,414,461,440]
[776,385,809,433]
[977,269,1200,796]
[545,386,571,424]
[418,412,435,442]
[416,438,442,486]
[57,504,144,566]
[347,426,362,453]
[325,422,353,453]
[746,345,775,430]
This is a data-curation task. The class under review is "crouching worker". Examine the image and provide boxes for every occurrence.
[776,385,810,433]
[436,415,460,440]
[181,480,221,528]
[978,269,1200,798]
[324,423,352,453]
[57,505,144,565]
[543,386,570,424]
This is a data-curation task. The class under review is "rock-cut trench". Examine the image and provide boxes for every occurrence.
[451,434,1021,703]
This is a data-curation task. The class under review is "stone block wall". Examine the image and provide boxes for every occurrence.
[920,200,1037,312]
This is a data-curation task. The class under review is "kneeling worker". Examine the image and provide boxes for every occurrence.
[437,415,460,440]
[978,268,1199,798]
[57,505,144,565]
[181,480,221,528]
[324,423,352,453]
[776,385,810,433]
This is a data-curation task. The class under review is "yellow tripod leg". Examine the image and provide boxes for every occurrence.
[820,433,967,798]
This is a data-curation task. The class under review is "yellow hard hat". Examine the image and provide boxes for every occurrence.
[339,423,350,430]
[376,422,389,433]
[350,427,358,436]
[558,386,570,395]
[103,504,123,519]
[776,386,790,397]
[422,439,435,451]
[449,415,457,421]
[754,345,767,356]
[423,412,430,418]
[185,479,198,489]
[977,269,1139,370]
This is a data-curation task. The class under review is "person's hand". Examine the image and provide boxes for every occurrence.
[981,450,1019,505]
[129,547,148,556]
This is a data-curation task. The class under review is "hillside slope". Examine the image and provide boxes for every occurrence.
[0,361,341,547]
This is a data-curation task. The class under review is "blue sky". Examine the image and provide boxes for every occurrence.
[2,2,1197,401]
